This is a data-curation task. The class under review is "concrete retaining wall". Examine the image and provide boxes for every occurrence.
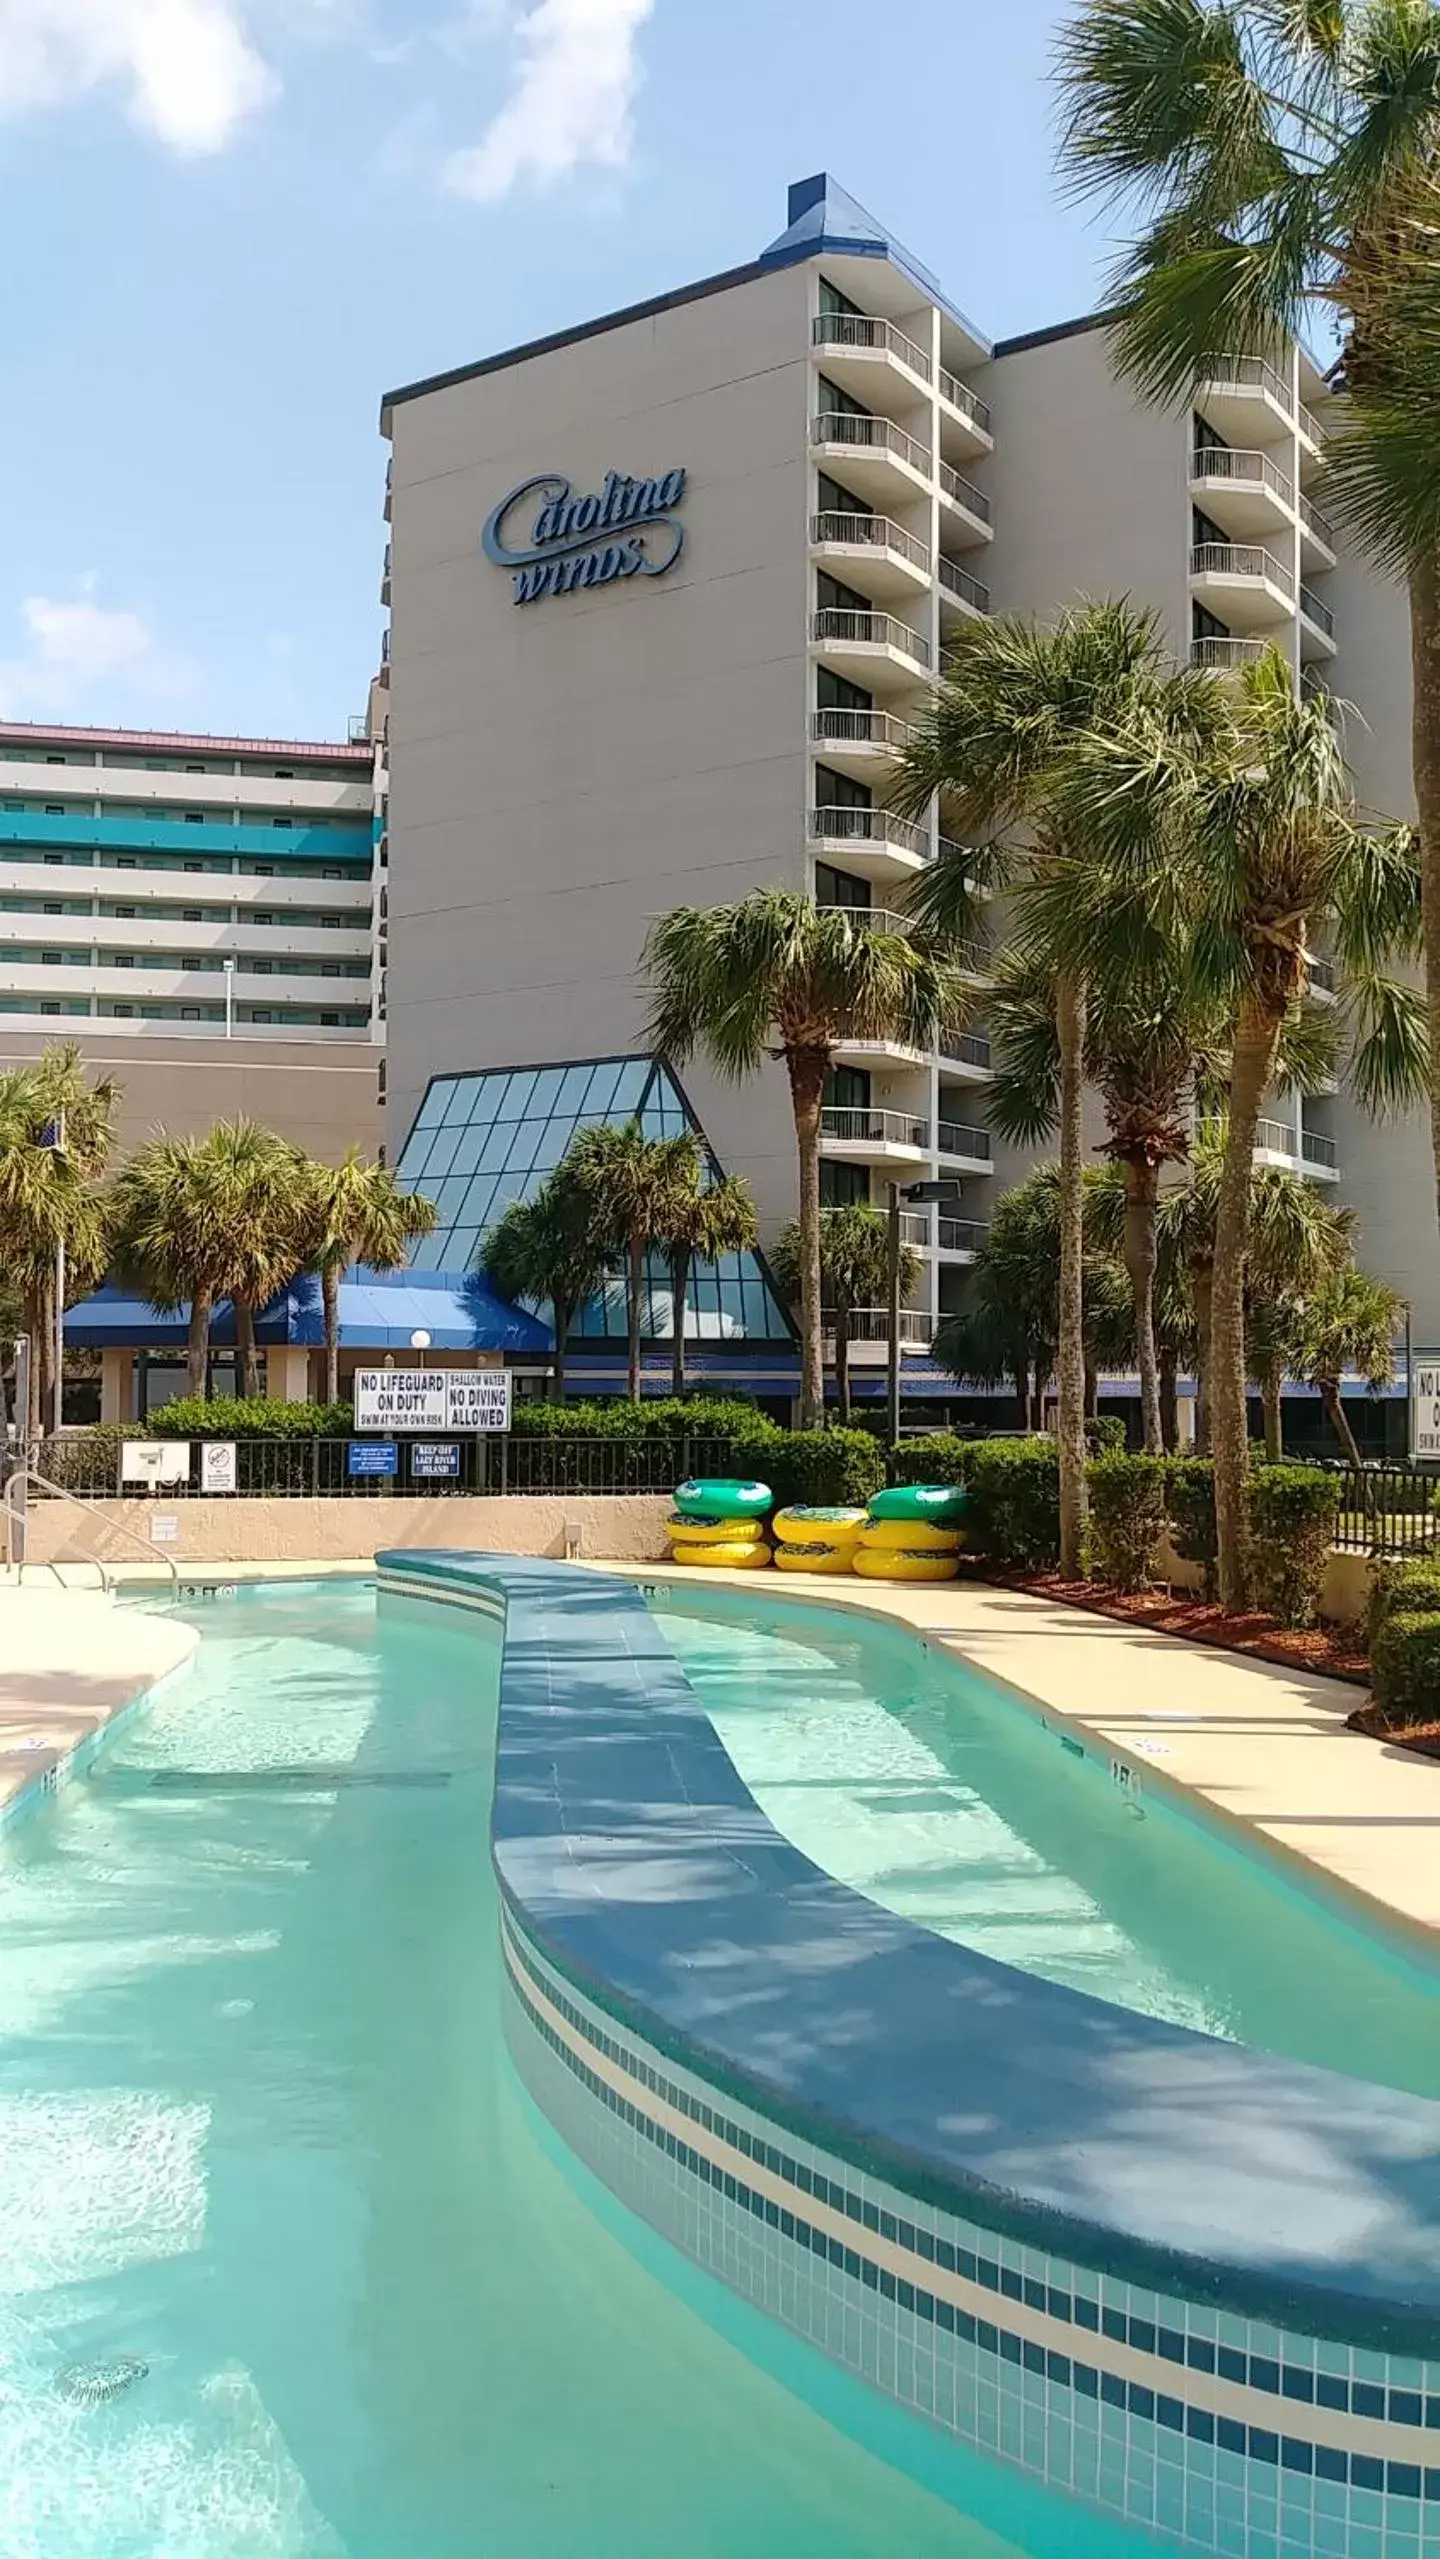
[14,1495,674,1570]
[1159,1535,1372,1625]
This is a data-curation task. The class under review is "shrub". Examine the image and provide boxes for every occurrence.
[511,1396,759,1441]
[1084,1415,1126,1457]
[964,1437,1060,1570]
[1088,1453,1168,1594]
[142,1395,355,1441]
[887,1433,973,1489]
[1371,1608,1440,1728]
[733,1425,884,1512]
[1247,1464,1340,1630]
[1166,1458,1218,1597]
[1366,1557,1440,1656]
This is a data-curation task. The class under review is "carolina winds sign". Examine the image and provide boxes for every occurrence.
[481,467,687,605]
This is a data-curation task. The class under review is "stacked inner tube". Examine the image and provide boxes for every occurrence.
[667,1478,772,1570]
[854,1483,967,1583]
[770,1506,868,1574]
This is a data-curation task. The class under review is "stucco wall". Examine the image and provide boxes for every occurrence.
[16,1496,673,1569]
[1160,1534,1371,1626]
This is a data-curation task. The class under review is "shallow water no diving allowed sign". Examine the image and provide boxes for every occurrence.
[351,1368,512,1435]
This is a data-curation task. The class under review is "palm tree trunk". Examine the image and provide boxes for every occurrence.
[235,1298,259,1400]
[552,1299,570,1404]
[1014,1359,1029,1432]
[1054,972,1088,1576]
[187,1287,214,1399]
[835,1291,853,1426]
[786,1050,828,1432]
[1211,991,1285,1611]
[1321,1377,1365,1472]
[627,1231,644,1404]
[1083,1349,1099,1422]
[1192,1265,1213,1452]
[1409,557,1440,1255]
[1262,1358,1284,1462]
[323,1265,341,1406]
[669,1248,690,1400]
[1122,1159,1163,1454]
[1159,1345,1178,1455]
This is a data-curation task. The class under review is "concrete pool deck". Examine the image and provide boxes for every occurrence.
[603,1563,1440,1954]
[0,1584,198,1826]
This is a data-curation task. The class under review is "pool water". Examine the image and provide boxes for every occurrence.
[0,1582,1089,2559]
[657,1588,1440,2098]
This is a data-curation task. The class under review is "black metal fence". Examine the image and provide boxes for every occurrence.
[26,1433,744,1503]
[1330,1462,1438,1555]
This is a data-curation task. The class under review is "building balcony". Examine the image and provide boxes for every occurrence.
[937,364,994,457]
[1189,542,1294,627]
[0,759,370,817]
[816,898,919,940]
[820,1105,929,1168]
[1246,1115,1340,1180]
[937,554,990,623]
[1191,634,1267,671]
[828,1032,929,1072]
[938,1028,993,1083]
[1298,399,1326,470]
[810,509,931,601]
[811,605,931,683]
[825,1306,936,1361]
[937,460,993,546]
[809,802,932,889]
[380,543,392,608]
[936,1117,994,1173]
[1302,1126,1339,1177]
[1304,950,1336,1000]
[811,410,932,503]
[812,309,933,399]
[1299,493,1337,568]
[0,808,371,864]
[1299,582,1337,659]
[1197,354,1295,443]
[809,705,914,783]
[1188,445,1294,537]
[937,1216,989,1260]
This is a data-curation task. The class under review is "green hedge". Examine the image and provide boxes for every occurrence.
[1084,1415,1126,1457]
[963,1437,1060,1570]
[1088,1453,1168,1594]
[1166,1459,1218,1597]
[886,1433,973,1489]
[1248,1464,1340,1630]
[1371,1608,1440,1727]
[1367,1557,1440,1656]
[733,1425,884,1511]
[510,1396,760,1441]
[142,1395,355,1441]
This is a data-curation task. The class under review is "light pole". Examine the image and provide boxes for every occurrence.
[223,958,235,1041]
[41,1111,65,1440]
[886,1179,963,1449]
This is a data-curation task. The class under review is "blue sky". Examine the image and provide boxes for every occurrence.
[0,0,1116,744]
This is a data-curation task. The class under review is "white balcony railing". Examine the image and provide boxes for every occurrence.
[1300,493,1337,551]
[938,554,991,613]
[1253,1116,1301,1156]
[936,1117,993,1161]
[1302,1127,1339,1169]
[1190,445,1294,506]
[812,411,933,477]
[1203,353,1293,413]
[811,606,932,668]
[1191,635,1267,669]
[1299,399,1325,448]
[938,366,993,436]
[816,900,918,939]
[820,1106,929,1150]
[830,1307,936,1349]
[808,804,931,859]
[940,1029,992,1071]
[1305,951,1336,993]
[938,1216,990,1254]
[1300,582,1335,637]
[809,708,913,755]
[1191,541,1294,599]
[938,459,992,524]
[813,311,932,383]
[898,1210,932,1247]
[811,510,930,573]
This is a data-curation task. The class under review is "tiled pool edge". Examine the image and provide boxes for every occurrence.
[377,1550,1440,2559]
[0,1604,199,1837]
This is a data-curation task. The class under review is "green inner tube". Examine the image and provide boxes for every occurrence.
[867,1483,968,1526]
[673,1478,772,1519]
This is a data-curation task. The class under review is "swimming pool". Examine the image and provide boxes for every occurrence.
[0,1578,1118,2559]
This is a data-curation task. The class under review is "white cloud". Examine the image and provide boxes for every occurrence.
[0,582,193,721]
[444,0,653,202]
[0,0,275,152]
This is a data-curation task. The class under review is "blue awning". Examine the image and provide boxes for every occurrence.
[64,1267,552,1356]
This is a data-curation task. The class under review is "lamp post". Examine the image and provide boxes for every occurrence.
[223,958,235,1041]
[40,1112,65,1441]
[886,1179,963,1449]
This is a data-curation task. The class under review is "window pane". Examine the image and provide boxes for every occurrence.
[449,1125,487,1177]
[610,1058,649,1113]
[416,1079,453,1131]
[556,1064,592,1114]
[423,1131,462,1180]
[505,1070,538,1120]
[526,1066,565,1115]
[442,1080,475,1125]
[581,1061,624,1114]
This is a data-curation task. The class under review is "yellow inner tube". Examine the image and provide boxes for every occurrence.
[667,1514,761,1544]
[772,1507,867,1546]
[773,1546,856,1574]
[667,1539,771,1570]
[858,1518,961,1554]
[853,1547,960,1583]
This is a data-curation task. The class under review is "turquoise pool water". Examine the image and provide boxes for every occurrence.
[656,1586,1440,2098]
[0,1581,1098,2559]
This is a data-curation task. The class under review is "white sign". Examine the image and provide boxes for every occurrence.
[201,1441,238,1495]
[150,1515,179,1544]
[122,1441,191,1485]
[1411,1357,1440,1462]
[352,1369,512,1434]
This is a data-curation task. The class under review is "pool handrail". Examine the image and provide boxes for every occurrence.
[2,1466,181,1599]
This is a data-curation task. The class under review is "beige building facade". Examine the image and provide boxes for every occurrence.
[380,173,1425,1376]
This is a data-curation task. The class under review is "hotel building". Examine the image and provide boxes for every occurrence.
[377,174,1422,1400]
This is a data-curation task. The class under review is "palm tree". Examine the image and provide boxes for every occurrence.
[482,1167,609,1402]
[771,1205,921,1425]
[108,1133,243,1399]
[936,1162,1133,1429]
[198,1121,312,1399]
[566,1121,701,1402]
[1068,652,1424,1604]
[300,1150,439,1406]
[1056,0,1440,1256]
[894,602,1214,1570]
[0,1045,117,1433]
[1294,1265,1405,1471]
[659,1171,758,1399]
[644,890,970,1429]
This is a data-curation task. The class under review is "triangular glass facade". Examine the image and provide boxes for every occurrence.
[395,1055,794,1345]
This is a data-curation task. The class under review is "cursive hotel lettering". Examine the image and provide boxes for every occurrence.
[482,467,687,606]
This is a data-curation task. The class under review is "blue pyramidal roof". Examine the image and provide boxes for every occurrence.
[760,173,990,352]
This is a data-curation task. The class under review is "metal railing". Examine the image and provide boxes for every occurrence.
[940,1029,993,1071]
[1300,493,1337,551]
[3,1465,180,1593]
[937,1118,993,1161]
[811,606,931,667]
[809,707,914,756]
[828,1307,936,1349]
[1191,541,1294,599]
[816,900,917,938]
[938,367,992,435]
[812,412,933,477]
[813,310,932,382]
[809,803,931,858]
[811,510,930,573]
[23,1433,748,1503]
[938,460,992,523]
[938,1216,990,1254]
[897,1210,932,1247]
[1305,951,1336,993]
[1252,1115,1300,1156]
[1203,353,1293,413]
[1300,583,1335,637]
[1302,1126,1338,1168]
[1332,1464,1437,1555]
[1191,635,1266,668]
[938,554,991,613]
[1299,399,1324,448]
[1190,445,1294,505]
[820,1106,929,1149]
